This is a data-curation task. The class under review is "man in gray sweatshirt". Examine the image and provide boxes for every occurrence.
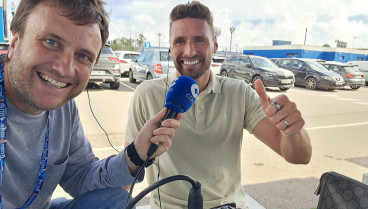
[0,0,181,208]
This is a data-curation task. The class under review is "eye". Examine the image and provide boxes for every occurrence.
[175,39,185,45]
[194,37,205,43]
[46,39,57,47]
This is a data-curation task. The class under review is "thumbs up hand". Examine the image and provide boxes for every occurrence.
[254,79,305,136]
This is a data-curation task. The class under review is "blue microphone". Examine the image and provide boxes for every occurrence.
[147,76,199,157]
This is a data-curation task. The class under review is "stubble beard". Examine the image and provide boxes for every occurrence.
[8,41,84,112]
[174,57,211,80]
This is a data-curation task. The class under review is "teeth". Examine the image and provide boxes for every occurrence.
[40,73,67,88]
[183,60,200,65]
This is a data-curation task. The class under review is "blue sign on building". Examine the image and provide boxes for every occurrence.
[145,42,151,48]
[0,6,4,42]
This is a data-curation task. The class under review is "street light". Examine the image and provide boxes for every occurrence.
[352,36,358,49]
[158,32,162,48]
[229,27,235,52]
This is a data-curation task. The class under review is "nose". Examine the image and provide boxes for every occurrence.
[183,41,196,57]
[53,51,75,77]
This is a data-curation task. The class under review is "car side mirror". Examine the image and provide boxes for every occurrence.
[301,66,307,70]
[245,63,251,68]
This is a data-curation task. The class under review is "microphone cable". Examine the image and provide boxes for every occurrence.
[86,87,120,153]
[126,48,172,209]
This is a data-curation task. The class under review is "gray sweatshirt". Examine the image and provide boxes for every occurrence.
[1,100,135,208]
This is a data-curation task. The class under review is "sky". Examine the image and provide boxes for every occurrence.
[10,0,368,52]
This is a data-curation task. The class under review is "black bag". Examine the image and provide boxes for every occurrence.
[315,171,368,209]
[210,203,238,209]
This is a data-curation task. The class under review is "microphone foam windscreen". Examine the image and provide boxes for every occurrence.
[165,76,199,113]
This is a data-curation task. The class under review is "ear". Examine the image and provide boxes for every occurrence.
[8,32,19,60]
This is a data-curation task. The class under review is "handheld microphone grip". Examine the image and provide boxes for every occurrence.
[146,76,199,158]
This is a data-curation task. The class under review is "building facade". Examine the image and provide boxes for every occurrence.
[242,45,368,63]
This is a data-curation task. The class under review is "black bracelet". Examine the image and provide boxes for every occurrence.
[126,143,155,167]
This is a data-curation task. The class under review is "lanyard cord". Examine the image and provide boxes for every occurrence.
[0,65,50,209]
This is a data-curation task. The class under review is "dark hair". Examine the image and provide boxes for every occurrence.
[10,0,109,55]
[169,1,214,35]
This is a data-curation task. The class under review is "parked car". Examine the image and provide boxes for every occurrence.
[129,48,176,83]
[322,61,365,90]
[114,50,140,77]
[346,61,368,85]
[210,56,225,75]
[220,55,295,91]
[0,42,9,55]
[275,58,344,90]
[89,44,121,89]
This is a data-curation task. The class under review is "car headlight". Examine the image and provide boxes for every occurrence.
[265,72,277,77]
[321,76,333,80]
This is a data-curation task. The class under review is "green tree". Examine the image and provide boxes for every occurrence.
[110,33,146,52]
[322,44,330,47]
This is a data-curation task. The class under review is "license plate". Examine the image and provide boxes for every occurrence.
[356,75,362,78]
[281,79,292,84]
[336,81,344,85]
[91,70,105,75]
[169,68,176,72]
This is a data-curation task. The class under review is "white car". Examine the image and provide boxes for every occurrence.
[210,56,225,75]
[114,50,140,76]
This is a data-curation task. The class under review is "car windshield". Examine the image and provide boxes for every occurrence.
[305,61,330,72]
[101,47,115,55]
[124,54,140,61]
[250,57,278,68]
[342,66,361,73]
[159,51,173,61]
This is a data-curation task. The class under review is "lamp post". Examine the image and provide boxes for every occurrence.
[352,36,357,49]
[229,27,235,52]
[158,32,162,48]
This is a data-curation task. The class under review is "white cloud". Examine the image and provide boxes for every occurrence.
[10,0,368,49]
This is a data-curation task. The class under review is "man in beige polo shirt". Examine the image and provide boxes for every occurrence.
[125,1,312,208]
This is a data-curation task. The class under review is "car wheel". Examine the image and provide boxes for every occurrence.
[220,70,228,77]
[129,70,136,83]
[252,75,263,88]
[146,73,153,80]
[279,87,289,91]
[110,82,120,90]
[305,77,317,90]
[350,85,360,90]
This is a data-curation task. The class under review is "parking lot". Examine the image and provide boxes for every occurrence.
[53,77,368,209]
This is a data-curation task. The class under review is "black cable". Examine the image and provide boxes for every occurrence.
[86,88,120,153]
[126,175,202,209]
[126,155,150,207]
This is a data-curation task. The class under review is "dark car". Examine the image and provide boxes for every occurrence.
[129,48,176,83]
[89,45,121,89]
[220,55,295,91]
[275,58,344,90]
[322,61,365,90]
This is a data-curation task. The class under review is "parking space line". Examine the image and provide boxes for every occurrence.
[355,102,368,105]
[120,82,136,91]
[306,122,368,130]
[335,98,360,101]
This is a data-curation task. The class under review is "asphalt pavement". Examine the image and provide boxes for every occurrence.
[52,78,368,209]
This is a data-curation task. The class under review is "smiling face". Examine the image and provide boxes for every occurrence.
[5,3,102,114]
[169,18,218,83]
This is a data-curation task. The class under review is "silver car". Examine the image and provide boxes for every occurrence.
[128,49,176,83]
[322,61,365,90]
[89,45,121,89]
[114,50,140,77]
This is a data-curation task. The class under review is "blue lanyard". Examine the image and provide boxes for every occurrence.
[0,65,50,209]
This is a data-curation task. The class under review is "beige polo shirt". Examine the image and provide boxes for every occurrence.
[125,71,266,209]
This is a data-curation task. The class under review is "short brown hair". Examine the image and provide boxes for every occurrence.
[10,0,109,54]
[169,1,214,36]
